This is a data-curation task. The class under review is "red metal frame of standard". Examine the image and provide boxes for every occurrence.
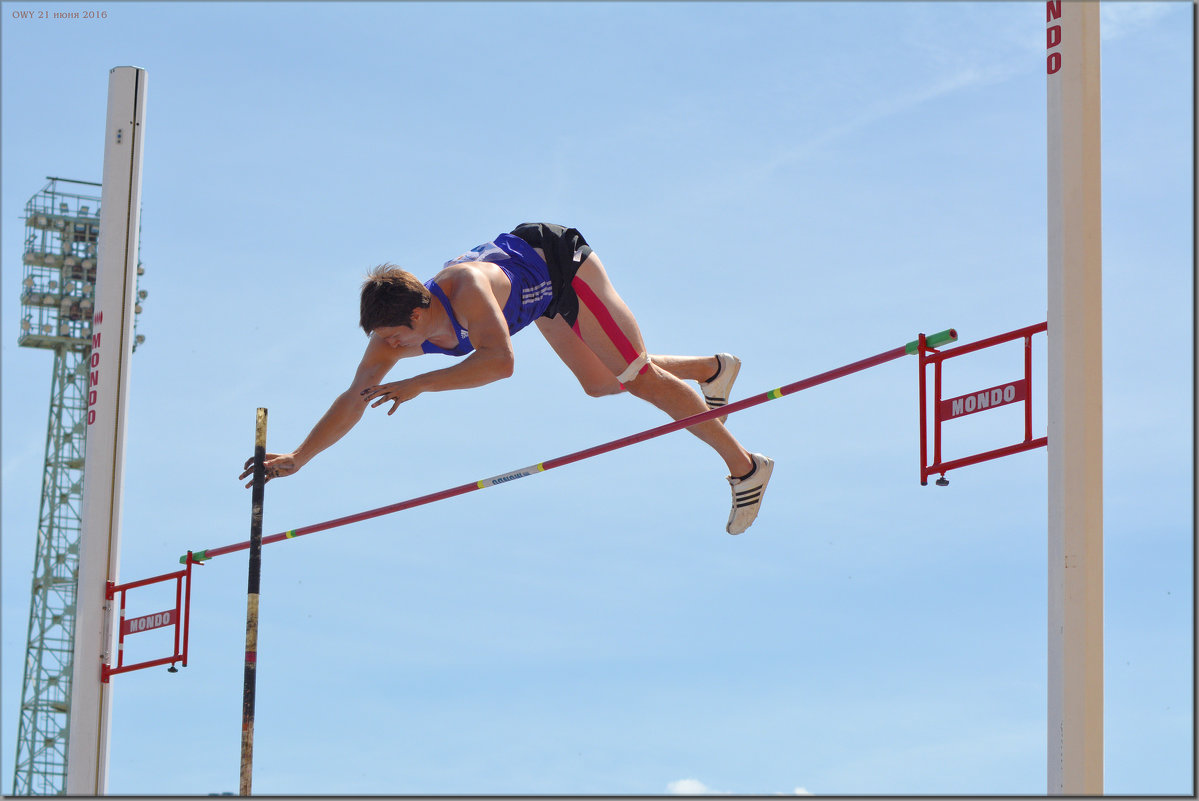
[919,322,1049,486]
[101,552,201,682]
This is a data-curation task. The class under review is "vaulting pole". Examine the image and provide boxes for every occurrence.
[1045,1,1103,794]
[240,409,267,796]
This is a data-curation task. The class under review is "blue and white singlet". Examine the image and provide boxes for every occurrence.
[421,233,554,357]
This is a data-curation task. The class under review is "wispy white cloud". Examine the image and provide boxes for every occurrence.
[1101,3,1174,42]
[757,64,998,176]
[668,778,725,795]
[667,779,815,796]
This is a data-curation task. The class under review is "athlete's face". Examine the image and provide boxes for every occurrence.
[373,320,421,349]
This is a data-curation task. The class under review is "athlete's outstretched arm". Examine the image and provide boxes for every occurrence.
[361,267,515,415]
[239,335,414,487]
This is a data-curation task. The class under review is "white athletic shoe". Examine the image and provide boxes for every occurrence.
[726,453,774,535]
[700,353,741,424]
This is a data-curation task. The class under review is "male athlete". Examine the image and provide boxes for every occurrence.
[240,223,773,534]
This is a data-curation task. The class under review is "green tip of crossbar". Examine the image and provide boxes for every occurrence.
[180,550,209,565]
[905,328,957,355]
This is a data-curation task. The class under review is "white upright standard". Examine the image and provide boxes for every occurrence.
[66,66,148,796]
[1045,2,1102,795]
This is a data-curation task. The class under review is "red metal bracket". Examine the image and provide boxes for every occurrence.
[102,551,201,682]
[919,322,1048,485]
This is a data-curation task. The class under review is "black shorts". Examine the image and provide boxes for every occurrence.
[510,222,594,327]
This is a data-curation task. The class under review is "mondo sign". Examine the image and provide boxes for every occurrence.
[121,610,174,635]
[939,380,1028,420]
[1047,1,1063,74]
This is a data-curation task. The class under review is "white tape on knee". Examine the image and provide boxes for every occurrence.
[616,352,650,384]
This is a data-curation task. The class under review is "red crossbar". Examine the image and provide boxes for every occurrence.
[187,331,958,563]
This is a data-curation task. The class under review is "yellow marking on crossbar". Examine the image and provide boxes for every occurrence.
[477,463,546,489]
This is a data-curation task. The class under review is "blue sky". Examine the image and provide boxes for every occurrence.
[1,1,1192,795]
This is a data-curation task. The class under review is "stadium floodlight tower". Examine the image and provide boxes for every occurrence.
[11,176,147,793]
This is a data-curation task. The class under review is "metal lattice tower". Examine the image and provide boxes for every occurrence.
[12,177,144,796]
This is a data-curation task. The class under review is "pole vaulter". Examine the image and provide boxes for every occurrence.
[183,328,958,564]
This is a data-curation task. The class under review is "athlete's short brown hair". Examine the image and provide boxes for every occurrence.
[359,264,431,334]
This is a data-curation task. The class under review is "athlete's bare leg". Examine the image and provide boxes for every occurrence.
[652,355,722,383]
[539,252,754,478]
[535,316,624,397]
[531,335,721,393]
